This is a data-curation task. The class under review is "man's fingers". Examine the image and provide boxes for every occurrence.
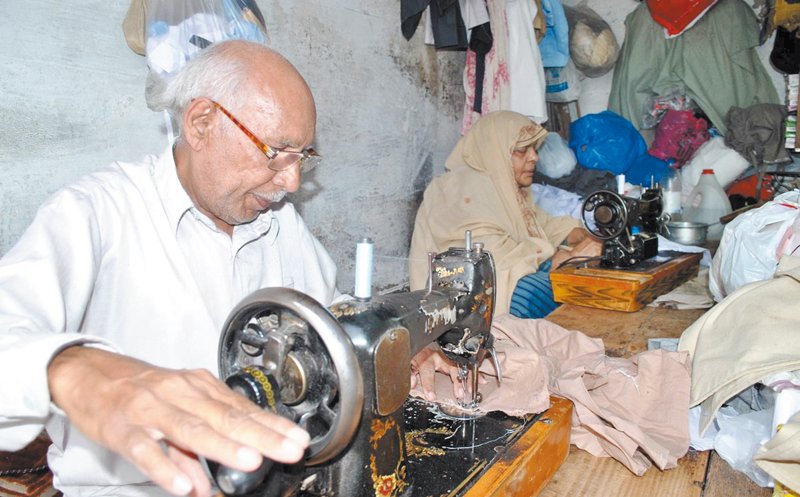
[167,445,212,497]
[123,432,194,496]
[148,400,308,470]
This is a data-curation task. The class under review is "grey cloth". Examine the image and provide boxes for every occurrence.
[534,165,616,197]
[608,0,780,136]
[725,103,792,165]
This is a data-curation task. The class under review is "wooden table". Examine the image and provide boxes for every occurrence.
[540,303,771,497]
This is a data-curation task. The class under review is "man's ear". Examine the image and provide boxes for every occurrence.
[182,98,216,150]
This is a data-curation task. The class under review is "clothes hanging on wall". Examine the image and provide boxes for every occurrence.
[402,0,468,50]
[539,0,570,68]
[608,0,780,136]
[461,0,549,134]
[424,0,490,46]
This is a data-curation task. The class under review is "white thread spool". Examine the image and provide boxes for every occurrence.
[354,238,374,300]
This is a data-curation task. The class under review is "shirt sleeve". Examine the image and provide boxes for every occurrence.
[0,188,116,450]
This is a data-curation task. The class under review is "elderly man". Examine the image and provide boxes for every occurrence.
[0,41,337,497]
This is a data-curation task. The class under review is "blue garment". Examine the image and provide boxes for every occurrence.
[538,0,569,67]
[510,259,560,319]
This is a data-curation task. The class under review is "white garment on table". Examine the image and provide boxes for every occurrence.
[0,147,338,497]
[506,0,548,123]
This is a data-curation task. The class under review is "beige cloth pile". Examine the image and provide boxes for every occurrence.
[412,314,691,475]
[679,256,800,491]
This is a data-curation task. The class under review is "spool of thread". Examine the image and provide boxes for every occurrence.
[354,238,374,300]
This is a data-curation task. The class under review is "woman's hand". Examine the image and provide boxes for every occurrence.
[551,229,603,268]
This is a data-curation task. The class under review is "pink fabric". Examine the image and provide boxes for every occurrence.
[411,314,691,475]
[461,0,511,135]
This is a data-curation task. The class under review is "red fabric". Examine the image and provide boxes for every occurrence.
[648,110,710,167]
[646,0,718,36]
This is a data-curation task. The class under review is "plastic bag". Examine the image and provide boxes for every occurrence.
[145,0,268,81]
[714,407,774,488]
[709,191,800,302]
[641,87,693,129]
[563,5,619,78]
[544,60,581,103]
[568,111,647,175]
[648,110,710,167]
[537,132,577,179]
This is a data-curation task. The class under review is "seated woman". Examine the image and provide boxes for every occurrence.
[409,110,601,319]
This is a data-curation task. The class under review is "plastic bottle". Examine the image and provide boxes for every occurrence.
[661,162,683,220]
[683,168,732,241]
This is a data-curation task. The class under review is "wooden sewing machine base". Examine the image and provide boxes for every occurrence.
[404,395,572,497]
[550,251,703,312]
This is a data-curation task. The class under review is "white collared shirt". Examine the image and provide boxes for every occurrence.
[0,147,338,496]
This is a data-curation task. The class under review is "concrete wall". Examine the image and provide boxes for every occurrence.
[0,0,787,293]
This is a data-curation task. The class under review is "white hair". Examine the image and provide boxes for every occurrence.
[144,41,258,133]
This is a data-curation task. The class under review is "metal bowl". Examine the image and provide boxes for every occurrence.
[662,220,708,245]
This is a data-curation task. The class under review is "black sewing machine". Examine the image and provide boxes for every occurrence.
[581,187,665,268]
[207,232,502,497]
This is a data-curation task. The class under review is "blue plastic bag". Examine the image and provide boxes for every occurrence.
[568,111,647,175]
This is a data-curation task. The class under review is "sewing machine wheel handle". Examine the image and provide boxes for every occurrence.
[217,288,364,466]
[582,190,629,240]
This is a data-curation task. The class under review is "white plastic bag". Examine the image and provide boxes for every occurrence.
[710,191,800,301]
[544,60,581,103]
[715,407,774,488]
[537,132,577,179]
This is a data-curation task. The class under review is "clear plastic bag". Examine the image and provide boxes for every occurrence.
[537,132,577,179]
[145,0,268,80]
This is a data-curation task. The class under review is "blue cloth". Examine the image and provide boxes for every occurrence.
[539,0,570,67]
[510,259,559,319]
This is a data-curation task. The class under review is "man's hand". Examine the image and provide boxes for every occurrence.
[410,345,465,402]
[48,346,309,497]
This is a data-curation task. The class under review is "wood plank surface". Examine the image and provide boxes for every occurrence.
[541,303,772,497]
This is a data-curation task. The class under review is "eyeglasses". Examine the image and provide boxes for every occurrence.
[210,100,321,173]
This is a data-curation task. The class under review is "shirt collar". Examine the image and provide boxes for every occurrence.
[153,145,279,242]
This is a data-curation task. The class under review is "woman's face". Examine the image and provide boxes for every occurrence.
[511,143,539,187]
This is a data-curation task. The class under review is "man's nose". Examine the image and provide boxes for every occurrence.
[272,164,302,192]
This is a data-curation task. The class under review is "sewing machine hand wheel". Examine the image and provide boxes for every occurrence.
[582,190,629,241]
[217,288,364,470]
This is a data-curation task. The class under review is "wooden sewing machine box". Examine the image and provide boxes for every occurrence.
[549,251,703,312]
